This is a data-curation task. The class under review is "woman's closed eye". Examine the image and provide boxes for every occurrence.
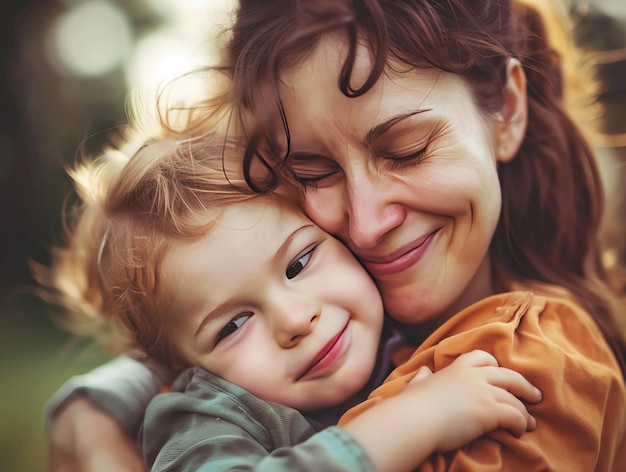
[215,313,253,345]
[378,146,427,170]
[372,118,446,170]
[286,246,316,279]
[287,154,342,188]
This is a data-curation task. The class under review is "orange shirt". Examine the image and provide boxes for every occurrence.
[339,292,626,471]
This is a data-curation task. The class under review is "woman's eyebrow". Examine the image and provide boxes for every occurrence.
[365,108,432,144]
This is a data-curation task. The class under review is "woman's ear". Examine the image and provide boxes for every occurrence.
[494,58,528,163]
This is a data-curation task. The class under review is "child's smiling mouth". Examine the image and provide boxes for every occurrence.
[297,322,350,381]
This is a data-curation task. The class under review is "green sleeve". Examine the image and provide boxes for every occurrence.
[44,356,162,436]
[143,367,376,472]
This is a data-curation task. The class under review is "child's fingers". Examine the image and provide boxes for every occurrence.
[408,366,433,384]
[491,387,538,436]
[449,351,542,435]
[483,366,543,404]
[453,351,542,404]
[452,349,499,368]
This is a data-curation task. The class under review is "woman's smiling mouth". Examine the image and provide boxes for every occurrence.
[359,230,439,278]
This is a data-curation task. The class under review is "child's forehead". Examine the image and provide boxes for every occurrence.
[223,196,307,227]
[233,194,303,215]
[161,196,314,288]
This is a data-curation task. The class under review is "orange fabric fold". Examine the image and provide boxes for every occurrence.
[339,292,626,471]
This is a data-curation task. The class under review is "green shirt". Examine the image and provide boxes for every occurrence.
[143,366,377,471]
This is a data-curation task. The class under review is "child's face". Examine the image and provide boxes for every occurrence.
[162,198,384,411]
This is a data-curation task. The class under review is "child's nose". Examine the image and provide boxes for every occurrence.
[272,300,321,348]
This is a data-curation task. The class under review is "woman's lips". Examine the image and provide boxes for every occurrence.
[359,230,438,278]
[298,323,349,380]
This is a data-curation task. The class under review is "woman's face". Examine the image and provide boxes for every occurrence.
[277,37,510,325]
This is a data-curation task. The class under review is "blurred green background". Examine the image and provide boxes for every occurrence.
[1,0,625,471]
[1,1,232,470]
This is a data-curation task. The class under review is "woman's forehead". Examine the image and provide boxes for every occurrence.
[280,36,452,107]
[278,49,465,142]
[279,36,369,90]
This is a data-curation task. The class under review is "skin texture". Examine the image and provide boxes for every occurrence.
[161,198,384,411]
[278,37,527,329]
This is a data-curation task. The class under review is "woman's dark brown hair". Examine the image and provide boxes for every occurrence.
[218,0,626,375]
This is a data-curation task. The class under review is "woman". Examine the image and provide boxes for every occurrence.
[47,0,626,470]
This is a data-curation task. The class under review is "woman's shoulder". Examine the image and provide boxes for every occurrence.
[437,289,622,373]
[417,289,616,366]
[454,287,592,327]
[394,290,593,363]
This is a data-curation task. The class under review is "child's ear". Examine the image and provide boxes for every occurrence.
[494,58,528,163]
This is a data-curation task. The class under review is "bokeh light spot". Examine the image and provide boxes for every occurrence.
[46,0,132,78]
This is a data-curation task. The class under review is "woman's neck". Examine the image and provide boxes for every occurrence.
[404,255,498,345]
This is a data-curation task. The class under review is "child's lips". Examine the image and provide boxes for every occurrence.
[297,323,349,380]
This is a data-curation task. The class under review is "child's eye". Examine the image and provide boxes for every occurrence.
[215,313,252,345]
[286,246,316,280]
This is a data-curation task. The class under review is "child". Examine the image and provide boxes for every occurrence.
[47,128,539,472]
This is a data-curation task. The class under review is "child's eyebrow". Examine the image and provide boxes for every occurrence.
[194,299,241,338]
[272,223,315,264]
[365,108,432,144]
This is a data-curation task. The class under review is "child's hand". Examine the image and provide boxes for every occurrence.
[407,349,541,453]
[342,349,541,472]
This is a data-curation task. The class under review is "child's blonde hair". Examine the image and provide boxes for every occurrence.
[45,122,294,369]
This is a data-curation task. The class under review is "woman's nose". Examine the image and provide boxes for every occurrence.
[345,173,406,250]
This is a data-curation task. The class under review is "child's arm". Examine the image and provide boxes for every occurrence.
[145,355,539,472]
[342,349,541,472]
